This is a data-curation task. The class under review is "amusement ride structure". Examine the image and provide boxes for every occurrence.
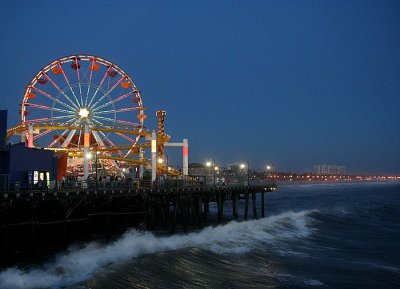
[6,54,188,181]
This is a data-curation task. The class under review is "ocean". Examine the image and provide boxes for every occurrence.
[0,182,399,289]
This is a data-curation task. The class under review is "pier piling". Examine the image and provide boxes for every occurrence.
[0,182,275,265]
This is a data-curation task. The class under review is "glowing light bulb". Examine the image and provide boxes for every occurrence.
[79,108,89,118]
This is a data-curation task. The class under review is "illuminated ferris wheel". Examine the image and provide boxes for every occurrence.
[14,54,148,174]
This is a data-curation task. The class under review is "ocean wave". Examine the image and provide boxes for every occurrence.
[0,210,315,289]
[304,279,325,286]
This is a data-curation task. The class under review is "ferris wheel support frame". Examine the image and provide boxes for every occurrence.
[164,139,189,177]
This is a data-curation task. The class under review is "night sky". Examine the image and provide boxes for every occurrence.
[0,1,399,174]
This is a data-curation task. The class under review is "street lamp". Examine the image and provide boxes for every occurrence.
[266,164,275,185]
[240,161,250,186]
[158,153,169,179]
[94,147,100,190]
[206,158,217,186]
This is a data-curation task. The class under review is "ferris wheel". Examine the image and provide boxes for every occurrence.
[14,54,148,173]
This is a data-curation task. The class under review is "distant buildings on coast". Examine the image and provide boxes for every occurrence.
[314,164,346,175]
[188,162,399,185]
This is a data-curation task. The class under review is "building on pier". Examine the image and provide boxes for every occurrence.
[0,110,58,191]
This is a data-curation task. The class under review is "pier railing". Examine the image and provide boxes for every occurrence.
[0,178,276,199]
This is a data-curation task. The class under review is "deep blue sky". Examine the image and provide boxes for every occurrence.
[0,1,399,174]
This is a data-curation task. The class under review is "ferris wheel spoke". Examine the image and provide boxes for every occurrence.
[92,91,135,112]
[87,65,113,108]
[90,117,107,127]
[73,57,84,106]
[115,132,135,142]
[48,117,80,148]
[47,115,77,127]
[96,131,125,157]
[48,129,69,148]
[92,130,124,158]
[27,103,72,115]
[31,87,77,111]
[77,129,82,147]
[89,76,125,110]
[85,59,96,106]
[61,129,78,148]
[92,115,117,125]
[42,71,80,109]
[59,62,83,107]
[49,114,76,121]
[33,129,53,140]
[95,107,138,115]
[26,117,52,124]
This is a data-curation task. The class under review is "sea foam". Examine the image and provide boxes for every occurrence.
[0,210,314,289]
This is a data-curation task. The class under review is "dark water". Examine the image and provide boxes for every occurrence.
[1,182,399,289]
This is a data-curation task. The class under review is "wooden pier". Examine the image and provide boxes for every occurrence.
[0,181,276,266]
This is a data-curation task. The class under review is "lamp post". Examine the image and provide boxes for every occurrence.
[95,147,99,190]
[266,164,275,185]
[161,153,169,179]
[166,153,169,179]
[206,158,217,186]
[214,166,219,185]
[84,152,92,188]
[240,160,250,186]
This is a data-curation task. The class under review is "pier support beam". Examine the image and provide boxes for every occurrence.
[244,191,249,220]
[261,191,265,218]
[252,192,257,219]
[232,192,238,220]
[217,193,224,223]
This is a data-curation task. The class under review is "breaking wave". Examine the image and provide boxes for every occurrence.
[0,210,315,289]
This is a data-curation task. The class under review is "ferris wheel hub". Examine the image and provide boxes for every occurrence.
[79,108,90,118]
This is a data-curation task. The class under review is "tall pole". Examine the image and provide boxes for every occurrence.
[206,158,216,186]
[272,165,275,185]
[165,153,169,179]
[241,160,250,186]
[247,162,250,187]
[267,164,274,185]
[183,138,189,177]
[95,146,98,190]
[139,148,144,179]
[213,159,216,187]
[27,124,34,148]
[151,130,157,184]
[83,124,90,180]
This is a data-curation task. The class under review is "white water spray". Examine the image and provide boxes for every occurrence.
[0,210,315,289]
